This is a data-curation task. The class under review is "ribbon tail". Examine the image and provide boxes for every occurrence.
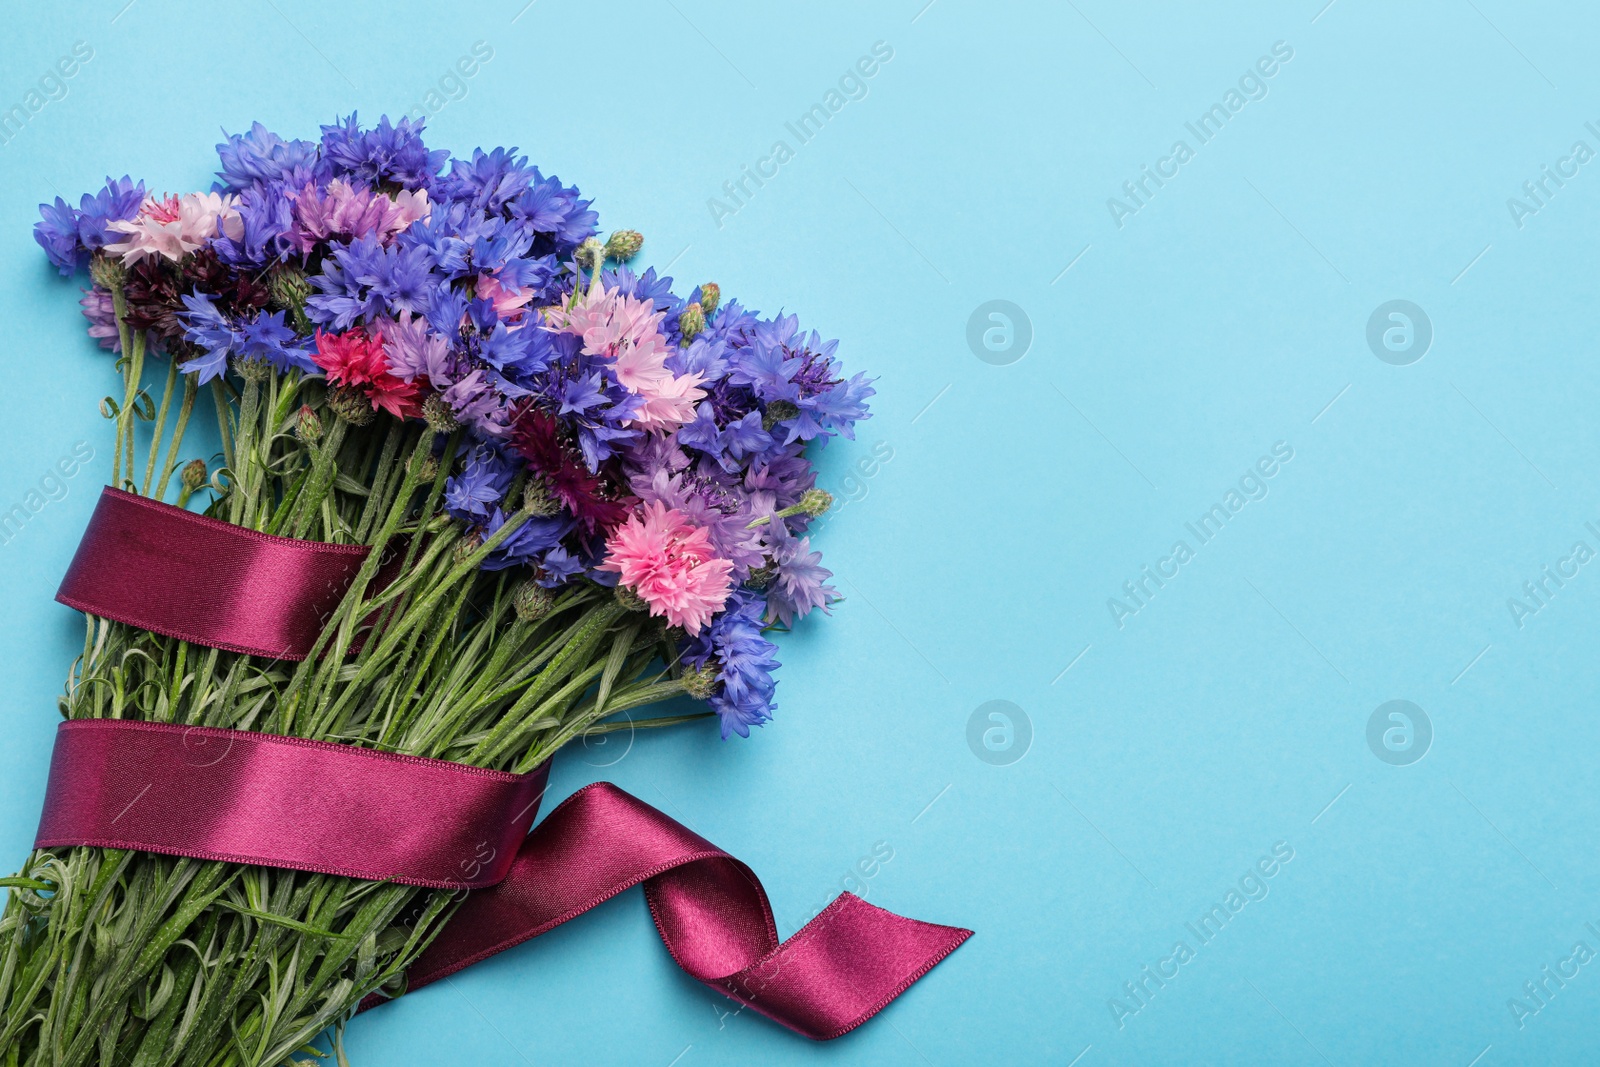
[370,782,971,1039]
[709,892,973,1040]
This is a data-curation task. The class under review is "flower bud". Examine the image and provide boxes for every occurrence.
[697,282,720,316]
[681,664,720,701]
[269,267,314,334]
[295,404,322,444]
[678,302,705,344]
[744,563,776,591]
[797,488,833,517]
[422,394,459,434]
[614,584,648,613]
[327,385,376,426]
[453,532,484,565]
[269,267,312,311]
[513,580,555,622]
[89,253,126,290]
[761,399,799,432]
[604,229,643,261]
[523,474,562,517]
[180,459,208,491]
[575,237,604,270]
[235,355,273,382]
[417,455,440,482]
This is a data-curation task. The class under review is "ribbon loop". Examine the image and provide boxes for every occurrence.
[396,780,971,1039]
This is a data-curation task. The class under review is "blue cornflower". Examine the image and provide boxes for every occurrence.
[237,310,316,373]
[435,147,538,213]
[478,507,575,571]
[763,529,836,627]
[402,203,534,279]
[178,294,315,383]
[319,113,448,190]
[480,319,544,375]
[682,588,780,739]
[212,183,295,267]
[306,236,438,329]
[177,293,234,381]
[76,176,145,254]
[727,335,800,404]
[445,444,516,521]
[507,170,598,256]
[700,297,760,347]
[536,544,585,587]
[216,123,322,191]
[555,372,609,418]
[495,253,559,299]
[665,335,729,381]
[423,286,469,338]
[723,315,874,445]
[601,265,684,317]
[35,176,145,276]
[35,198,82,275]
[790,371,875,444]
[676,402,723,455]
[672,404,771,472]
[720,411,775,465]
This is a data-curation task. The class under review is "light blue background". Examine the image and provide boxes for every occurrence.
[3,1,1599,1064]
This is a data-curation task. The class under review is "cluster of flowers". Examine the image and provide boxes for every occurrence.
[35,114,873,738]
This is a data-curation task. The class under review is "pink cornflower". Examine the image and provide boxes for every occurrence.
[600,501,733,634]
[547,284,704,431]
[104,192,240,263]
[474,273,533,320]
[290,180,430,253]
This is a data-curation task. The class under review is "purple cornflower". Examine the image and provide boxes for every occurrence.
[763,529,836,627]
[630,460,766,580]
[79,287,121,352]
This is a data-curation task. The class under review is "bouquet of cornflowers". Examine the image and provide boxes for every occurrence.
[2,114,872,1067]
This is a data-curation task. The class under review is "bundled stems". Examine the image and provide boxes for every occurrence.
[0,323,701,1067]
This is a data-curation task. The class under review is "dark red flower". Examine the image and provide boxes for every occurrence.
[122,249,271,346]
[509,402,635,534]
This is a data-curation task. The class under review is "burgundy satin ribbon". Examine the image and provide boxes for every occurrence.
[42,487,972,1038]
[387,778,972,1038]
[57,487,373,660]
[35,721,549,889]
[34,720,971,1039]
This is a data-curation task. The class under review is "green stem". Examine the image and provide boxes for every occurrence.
[154,373,199,502]
[114,330,146,491]
[227,375,261,526]
[140,357,178,498]
[211,378,236,484]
